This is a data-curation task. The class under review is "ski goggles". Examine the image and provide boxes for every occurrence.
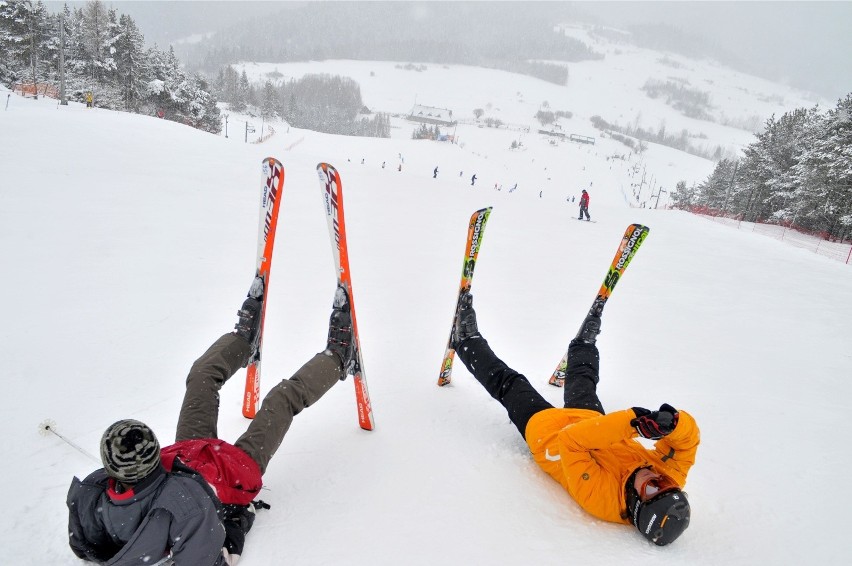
[638,473,680,501]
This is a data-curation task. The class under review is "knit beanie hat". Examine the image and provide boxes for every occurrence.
[100,419,161,483]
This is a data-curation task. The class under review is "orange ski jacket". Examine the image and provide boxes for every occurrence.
[525,407,699,524]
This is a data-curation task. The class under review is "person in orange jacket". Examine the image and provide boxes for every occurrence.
[451,293,699,546]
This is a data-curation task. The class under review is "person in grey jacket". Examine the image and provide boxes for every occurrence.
[67,279,356,565]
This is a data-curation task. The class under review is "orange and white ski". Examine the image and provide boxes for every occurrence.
[243,157,286,418]
[317,163,374,431]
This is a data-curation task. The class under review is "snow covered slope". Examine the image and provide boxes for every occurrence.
[1,61,850,565]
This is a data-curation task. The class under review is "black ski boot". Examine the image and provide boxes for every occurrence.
[234,276,264,356]
[575,313,602,345]
[451,292,481,349]
[325,285,355,379]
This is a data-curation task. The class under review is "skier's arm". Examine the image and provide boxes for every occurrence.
[67,476,117,562]
[651,410,700,484]
[166,494,226,565]
[557,409,637,452]
[555,410,638,522]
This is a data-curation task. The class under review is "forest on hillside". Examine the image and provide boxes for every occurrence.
[672,94,852,241]
[0,0,221,132]
[179,2,599,86]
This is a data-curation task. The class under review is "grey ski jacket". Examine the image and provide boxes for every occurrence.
[67,464,226,565]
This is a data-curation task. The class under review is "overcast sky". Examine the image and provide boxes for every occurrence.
[575,1,852,101]
[51,1,851,101]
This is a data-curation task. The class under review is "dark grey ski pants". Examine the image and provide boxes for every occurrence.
[456,335,604,439]
[175,333,342,473]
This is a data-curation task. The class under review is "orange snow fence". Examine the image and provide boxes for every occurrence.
[13,82,59,99]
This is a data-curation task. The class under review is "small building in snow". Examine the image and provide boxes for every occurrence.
[408,104,456,126]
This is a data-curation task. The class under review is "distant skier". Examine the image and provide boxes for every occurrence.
[471,174,477,186]
[434,166,439,178]
[382,161,386,169]
[579,189,591,220]
[66,278,356,565]
[449,292,699,546]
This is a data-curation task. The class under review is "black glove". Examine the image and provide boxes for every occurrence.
[221,503,257,557]
[630,404,679,439]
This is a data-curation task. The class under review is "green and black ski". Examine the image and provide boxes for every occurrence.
[549,224,650,386]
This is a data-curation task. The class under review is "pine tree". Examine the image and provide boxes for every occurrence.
[260,80,277,119]
[232,70,249,112]
[0,0,33,84]
[81,0,108,84]
[794,95,852,237]
[114,14,147,111]
[738,108,819,222]
[670,180,695,209]
[0,0,53,89]
[698,159,738,212]
[26,1,53,92]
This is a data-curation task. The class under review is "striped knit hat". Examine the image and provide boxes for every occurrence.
[100,419,161,483]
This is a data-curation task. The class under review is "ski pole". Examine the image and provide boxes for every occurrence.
[39,419,100,464]
[5,94,10,111]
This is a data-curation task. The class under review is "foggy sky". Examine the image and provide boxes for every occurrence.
[575,1,851,101]
[49,1,851,101]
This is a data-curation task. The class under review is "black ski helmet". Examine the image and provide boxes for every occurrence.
[630,488,691,546]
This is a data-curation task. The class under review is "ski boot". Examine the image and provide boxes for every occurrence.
[326,285,355,379]
[451,291,481,349]
[234,276,264,358]
[574,313,602,345]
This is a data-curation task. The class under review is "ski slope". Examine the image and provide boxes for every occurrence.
[1,63,850,565]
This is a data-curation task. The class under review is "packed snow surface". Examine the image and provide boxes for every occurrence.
[1,55,849,565]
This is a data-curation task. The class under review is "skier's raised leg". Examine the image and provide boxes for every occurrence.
[453,293,553,437]
[235,286,352,473]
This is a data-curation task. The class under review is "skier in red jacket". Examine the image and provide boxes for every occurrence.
[579,189,591,221]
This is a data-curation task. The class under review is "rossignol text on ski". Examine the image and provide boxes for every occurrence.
[549,223,650,387]
[243,157,286,418]
[317,163,375,431]
[438,207,493,386]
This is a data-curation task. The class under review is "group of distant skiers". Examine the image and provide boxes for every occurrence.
[66,180,693,565]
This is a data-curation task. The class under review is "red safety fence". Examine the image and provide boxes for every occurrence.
[687,206,852,265]
[12,82,60,99]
